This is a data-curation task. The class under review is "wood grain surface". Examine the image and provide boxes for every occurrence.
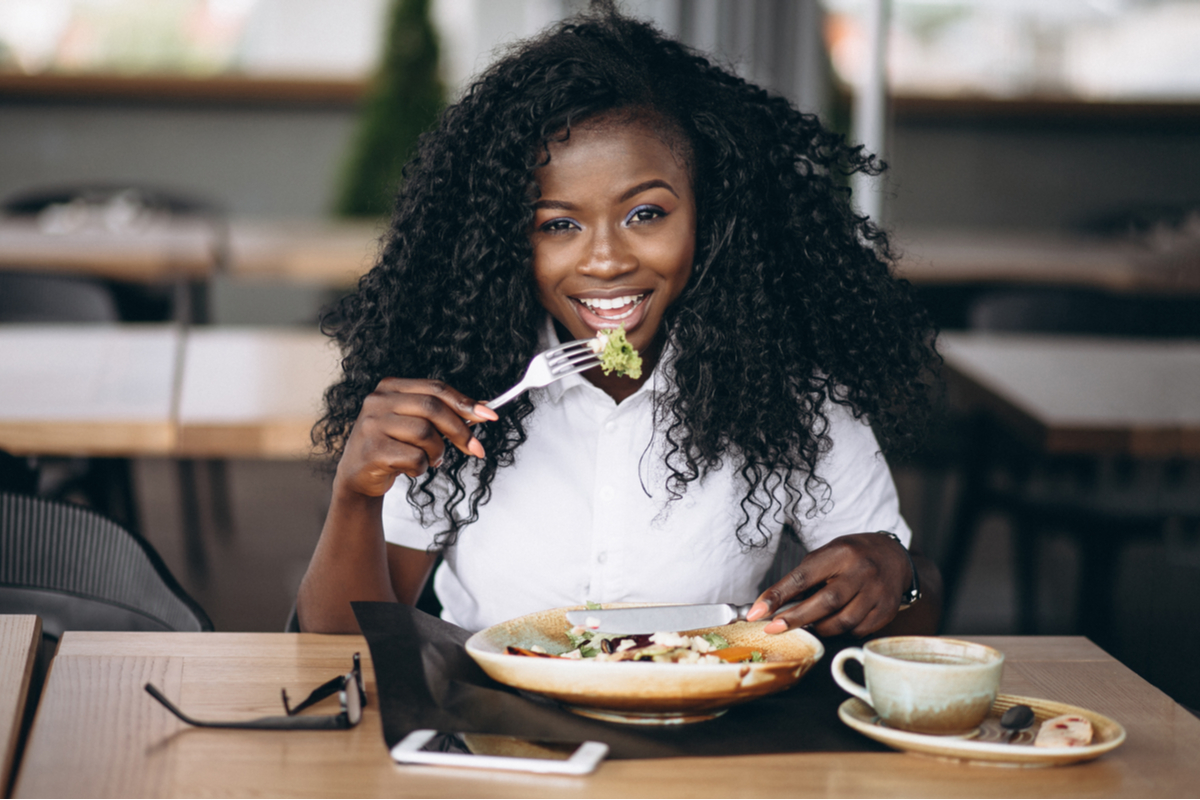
[0,616,40,796]
[12,632,1200,798]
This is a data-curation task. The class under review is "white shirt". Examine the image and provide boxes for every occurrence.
[383,326,911,632]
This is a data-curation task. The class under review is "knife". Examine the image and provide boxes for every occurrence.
[564,601,801,634]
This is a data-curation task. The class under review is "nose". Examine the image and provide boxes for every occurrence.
[578,224,636,279]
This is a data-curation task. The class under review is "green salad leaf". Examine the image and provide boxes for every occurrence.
[565,627,622,659]
[592,326,642,379]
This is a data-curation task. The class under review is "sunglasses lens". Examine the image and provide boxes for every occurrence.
[342,674,362,725]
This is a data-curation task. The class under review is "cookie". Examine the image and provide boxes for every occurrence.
[1033,713,1094,747]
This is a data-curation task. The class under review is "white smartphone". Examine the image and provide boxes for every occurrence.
[390,729,609,775]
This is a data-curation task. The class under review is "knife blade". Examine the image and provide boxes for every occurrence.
[564,601,799,634]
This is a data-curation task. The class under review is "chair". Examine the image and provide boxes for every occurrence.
[0,491,212,761]
[0,491,212,640]
[0,272,120,323]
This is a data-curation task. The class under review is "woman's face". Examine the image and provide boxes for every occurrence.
[530,119,696,371]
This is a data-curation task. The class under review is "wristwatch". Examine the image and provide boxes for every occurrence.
[878,531,921,610]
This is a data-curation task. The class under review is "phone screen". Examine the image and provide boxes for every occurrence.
[420,731,580,760]
[391,729,608,774]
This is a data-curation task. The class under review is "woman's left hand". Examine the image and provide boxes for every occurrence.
[745,532,914,638]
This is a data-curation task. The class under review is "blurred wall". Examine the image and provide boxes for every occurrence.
[3,0,1197,231]
[887,104,1200,232]
[0,101,356,216]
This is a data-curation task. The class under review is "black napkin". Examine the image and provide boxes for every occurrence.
[353,601,885,759]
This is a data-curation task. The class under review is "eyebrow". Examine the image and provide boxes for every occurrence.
[620,179,679,202]
[532,179,680,211]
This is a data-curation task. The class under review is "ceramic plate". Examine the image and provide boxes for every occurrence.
[838,693,1126,766]
[465,603,824,725]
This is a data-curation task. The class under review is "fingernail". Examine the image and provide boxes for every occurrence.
[468,438,486,459]
[431,456,443,469]
[745,601,770,622]
[473,404,499,421]
[763,619,788,635]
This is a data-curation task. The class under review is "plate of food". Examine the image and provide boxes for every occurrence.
[464,603,824,725]
[837,693,1126,767]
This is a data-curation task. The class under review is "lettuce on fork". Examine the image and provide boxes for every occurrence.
[590,325,642,379]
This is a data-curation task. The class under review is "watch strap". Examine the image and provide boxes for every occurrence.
[879,531,920,610]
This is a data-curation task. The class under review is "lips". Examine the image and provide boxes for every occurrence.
[573,292,649,331]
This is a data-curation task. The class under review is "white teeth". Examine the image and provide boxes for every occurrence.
[581,294,642,312]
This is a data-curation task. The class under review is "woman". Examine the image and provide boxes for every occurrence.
[298,2,942,637]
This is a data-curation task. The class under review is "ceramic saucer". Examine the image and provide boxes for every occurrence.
[838,693,1126,767]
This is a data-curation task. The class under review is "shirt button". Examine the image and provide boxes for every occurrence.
[599,486,615,502]
[597,552,608,564]
[605,421,617,433]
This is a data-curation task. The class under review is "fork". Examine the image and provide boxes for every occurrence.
[484,339,601,410]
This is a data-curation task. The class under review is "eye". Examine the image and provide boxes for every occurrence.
[539,217,580,233]
[625,204,665,225]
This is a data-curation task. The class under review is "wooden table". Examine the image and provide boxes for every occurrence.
[225,219,383,287]
[0,218,215,283]
[896,228,1200,295]
[12,631,1199,798]
[938,332,1200,457]
[0,325,338,460]
[0,217,381,289]
[0,616,40,796]
[175,327,343,458]
[0,324,180,457]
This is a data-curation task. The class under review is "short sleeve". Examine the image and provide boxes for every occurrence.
[381,479,441,550]
[789,401,912,551]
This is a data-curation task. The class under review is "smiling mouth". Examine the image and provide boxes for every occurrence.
[576,293,646,321]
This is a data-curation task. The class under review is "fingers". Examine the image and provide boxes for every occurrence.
[746,566,811,622]
[373,377,498,455]
[755,532,912,638]
[369,379,494,458]
[338,378,500,495]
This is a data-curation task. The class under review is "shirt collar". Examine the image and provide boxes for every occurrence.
[539,316,672,405]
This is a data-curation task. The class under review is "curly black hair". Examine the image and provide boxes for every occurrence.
[316,0,938,550]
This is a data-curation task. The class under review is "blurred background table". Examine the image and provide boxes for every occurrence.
[0,217,381,289]
[12,630,1200,798]
[897,228,1200,295]
[937,332,1200,647]
[0,616,40,796]
[0,324,338,577]
[939,332,1200,457]
[176,327,342,458]
[0,217,214,284]
[0,325,338,460]
[0,324,180,458]
[225,219,381,288]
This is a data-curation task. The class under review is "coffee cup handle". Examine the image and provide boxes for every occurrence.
[831,647,873,706]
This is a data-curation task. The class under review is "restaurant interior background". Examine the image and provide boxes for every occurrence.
[2,0,1199,711]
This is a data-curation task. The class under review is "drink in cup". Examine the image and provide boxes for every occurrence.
[832,636,1004,736]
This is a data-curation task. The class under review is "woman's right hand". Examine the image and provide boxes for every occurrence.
[335,377,500,498]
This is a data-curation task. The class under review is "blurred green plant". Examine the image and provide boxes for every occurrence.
[335,0,445,218]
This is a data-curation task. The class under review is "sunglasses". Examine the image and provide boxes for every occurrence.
[145,653,365,730]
